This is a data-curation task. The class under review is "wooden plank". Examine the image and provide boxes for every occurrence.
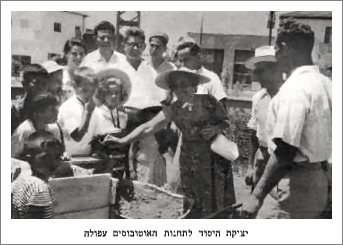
[49,174,112,214]
[54,207,110,219]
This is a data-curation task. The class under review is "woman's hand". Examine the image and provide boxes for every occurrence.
[200,125,222,140]
[103,134,125,144]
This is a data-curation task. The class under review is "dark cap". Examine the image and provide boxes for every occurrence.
[22,64,48,86]
[149,32,169,45]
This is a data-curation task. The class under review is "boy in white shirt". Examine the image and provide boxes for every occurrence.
[58,67,98,156]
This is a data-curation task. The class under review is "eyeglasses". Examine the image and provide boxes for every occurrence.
[126,42,145,49]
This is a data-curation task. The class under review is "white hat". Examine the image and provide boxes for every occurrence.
[41,60,64,74]
[245,46,276,70]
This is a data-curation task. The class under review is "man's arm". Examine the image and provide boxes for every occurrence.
[241,138,297,217]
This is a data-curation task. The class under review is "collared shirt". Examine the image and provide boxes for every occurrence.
[80,49,127,72]
[266,66,332,163]
[91,105,128,136]
[123,60,166,109]
[11,120,61,158]
[148,60,176,74]
[12,175,56,219]
[247,88,271,147]
[57,95,97,156]
[195,66,227,101]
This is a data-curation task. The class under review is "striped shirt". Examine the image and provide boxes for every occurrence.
[11,175,56,219]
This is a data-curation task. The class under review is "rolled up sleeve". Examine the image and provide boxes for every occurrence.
[270,90,308,148]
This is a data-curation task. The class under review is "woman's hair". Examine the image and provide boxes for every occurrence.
[276,18,315,55]
[60,38,86,66]
[94,21,115,36]
[63,38,86,55]
[25,93,58,121]
[71,66,98,87]
[96,77,128,104]
[123,27,145,43]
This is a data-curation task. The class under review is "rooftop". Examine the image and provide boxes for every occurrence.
[62,11,89,18]
[280,11,332,20]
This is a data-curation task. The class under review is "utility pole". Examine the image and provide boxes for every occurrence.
[115,11,141,51]
[199,14,204,46]
[267,11,275,45]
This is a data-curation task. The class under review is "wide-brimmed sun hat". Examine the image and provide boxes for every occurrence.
[96,68,132,106]
[245,46,277,70]
[155,69,210,90]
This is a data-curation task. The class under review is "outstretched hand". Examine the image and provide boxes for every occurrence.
[103,134,124,144]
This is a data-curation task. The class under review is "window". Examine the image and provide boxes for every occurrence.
[324,26,332,44]
[75,26,81,38]
[12,55,31,77]
[232,50,254,88]
[54,22,61,32]
[20,19,29,28]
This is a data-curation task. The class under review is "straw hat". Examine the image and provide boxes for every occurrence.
[245,46,277,70]
[96,68,132,106]
[155,69,210,90]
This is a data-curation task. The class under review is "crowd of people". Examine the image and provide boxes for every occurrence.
[11,18,332,219]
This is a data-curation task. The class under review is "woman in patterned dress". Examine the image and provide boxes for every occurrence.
[105,70,236,218]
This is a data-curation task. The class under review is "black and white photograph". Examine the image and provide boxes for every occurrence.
[1,1,342,244]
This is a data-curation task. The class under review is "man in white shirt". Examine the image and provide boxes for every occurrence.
[121,27,166,108]
[120,27,167,186]
[147,32,176,74]
[244,46,283,191]
[81,21,127,72]
[242,19,332,219]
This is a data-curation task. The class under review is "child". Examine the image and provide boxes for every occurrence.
[89,68,132,176]
[58,67,98,156]
[11,93,62,158]
[12,131,63,219]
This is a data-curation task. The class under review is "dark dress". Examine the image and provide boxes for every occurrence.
[163,94,236,218]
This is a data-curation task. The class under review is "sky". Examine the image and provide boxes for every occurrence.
[83,11,284,48]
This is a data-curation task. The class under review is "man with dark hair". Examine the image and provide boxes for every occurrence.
[81,21,126,71]
[241,18,332,219]
[119,27,167,187]
[148,32,176,74]
[122,27,166,107]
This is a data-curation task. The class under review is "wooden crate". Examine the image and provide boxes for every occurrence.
[49,174,118,219]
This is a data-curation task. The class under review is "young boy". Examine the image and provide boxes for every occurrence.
[58,67,98,156]
[12,131,62,219]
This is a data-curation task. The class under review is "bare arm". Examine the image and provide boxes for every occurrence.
[70,101,95,142]
[241,139,297,217]
[107,111,170,144]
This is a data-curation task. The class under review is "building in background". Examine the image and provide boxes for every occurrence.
[189,11,332,96]
[11,11,88,77]
[189,32,273,95]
